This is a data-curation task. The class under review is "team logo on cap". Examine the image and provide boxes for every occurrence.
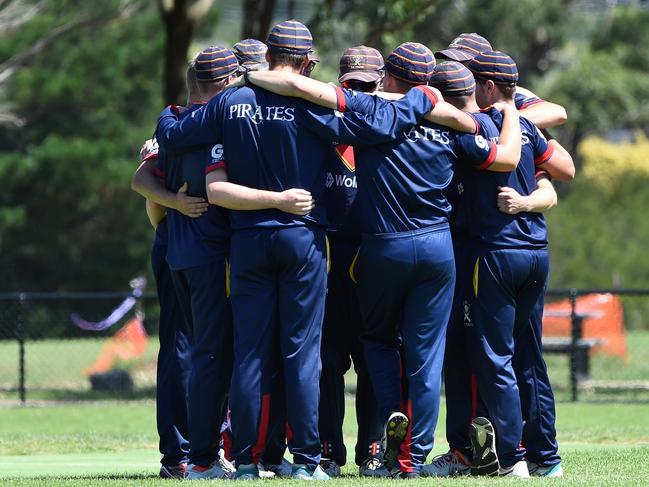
[349,55,364,68]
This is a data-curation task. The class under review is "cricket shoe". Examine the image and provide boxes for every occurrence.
[421,449,471,477]
[469,417,499,476]
[382,412,409,471]
[320,458,341,477]
[527,461,564,477]
[186,461,232,480]
[499,460,530,478]
[234,463,260,480]
[259,457,292,478]
[359,457,391,478]
[291,464,331,480]
[159,462,187,479]
[218,450,236,475]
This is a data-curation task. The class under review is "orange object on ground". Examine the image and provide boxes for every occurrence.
[84,317,149,375]
[542,293,627,357]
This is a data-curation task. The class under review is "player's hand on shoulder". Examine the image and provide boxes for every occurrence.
[497,186,528,214]
[276,188,314,216]
[175,182,209,218]
[491,101,517,113]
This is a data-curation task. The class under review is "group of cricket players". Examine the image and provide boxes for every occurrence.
[131,18,574,481]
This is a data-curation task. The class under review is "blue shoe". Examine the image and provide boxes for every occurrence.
[527,461,564,477]
[234,464,260,480]
[291,464,330,480]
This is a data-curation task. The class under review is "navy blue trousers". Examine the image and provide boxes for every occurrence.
[229,226,327,468]
[151,241,191,467]
[443,238,486,459]
[356,225,455,473]
[514,294,561,467]
[319,234,382,466]
[171,259,233,467]
[467,247,549,469]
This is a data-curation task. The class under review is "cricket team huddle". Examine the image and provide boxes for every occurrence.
[132,18,574,481]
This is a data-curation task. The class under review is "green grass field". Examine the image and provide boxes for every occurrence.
[1,399,649,485]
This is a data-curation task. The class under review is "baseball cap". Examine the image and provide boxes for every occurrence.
[429,61,476,96]
[233,39,268,71]
[194,45,239,82]
[435,33,493,62]
[467,50,518,85]
[385,42,435,84]
[338,45,385,83]
[266,19,313,55]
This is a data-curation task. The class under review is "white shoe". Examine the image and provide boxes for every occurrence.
[186,461,231,480]
[527,461,564,477]
[218,449,236,474]
[469,417,499,476]
[421,449,471,477]
[499,460,530,478]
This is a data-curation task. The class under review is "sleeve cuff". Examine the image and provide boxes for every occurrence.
[534,144,555,166]
[469,113,480,135]
[205,161,226,174]
[414,85,438,107]
[153,167,165,179]
[476,142,498,170]
[518,98,544,110]
[141,152,158,163]
[535,169,551,181]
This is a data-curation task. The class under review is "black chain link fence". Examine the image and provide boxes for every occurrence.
[0,289,648,404]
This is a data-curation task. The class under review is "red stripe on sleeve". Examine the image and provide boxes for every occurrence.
[205,161,226,174]
[535,169,551,181]
[534,145,555,166]
[334,85,346,112]
[476,141,498,170]
[518,98,544,110]
[414,85,438,107]
[141,152,158,163]
[470,113,480,135]
[153,167,165,179]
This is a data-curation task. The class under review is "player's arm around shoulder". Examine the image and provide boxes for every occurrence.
[530,123,575,182]
[488,101,522,171]
[246,71,339,109]
[205,168,314,216]
[516,86,567,129]
[497,171,557,215]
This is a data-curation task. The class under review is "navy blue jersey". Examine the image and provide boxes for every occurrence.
[461,109,554,249]
[156,85,435,231]
[155,105,230,270]
[309,88,489,235]
[325,143,361,237]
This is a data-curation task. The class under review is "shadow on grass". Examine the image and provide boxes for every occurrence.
[0,386,157,402]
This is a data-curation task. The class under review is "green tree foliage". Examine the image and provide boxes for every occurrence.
[0,0,164,291]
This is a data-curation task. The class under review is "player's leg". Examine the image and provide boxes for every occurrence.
[259,364,291,477]
[275,226,328,478]
[467,249,527,474]
[441,239,475,466]
[399,227,455,476]
[229,229,278,479]
[152,240,191,478]
[513,251,562,476]
[356,233,411,472]
[183,259,234,477]
[318,236,358,474]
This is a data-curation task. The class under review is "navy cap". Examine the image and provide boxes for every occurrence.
[467,50,518,85]
[435,33,493,62]
[338,45,384,83]
[233,39,268,71]
[429,61,476,96]
[266,19,313,55]
[194,45,239,82]
[386,42,435,84]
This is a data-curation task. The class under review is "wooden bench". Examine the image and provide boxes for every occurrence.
[541,337,603,379]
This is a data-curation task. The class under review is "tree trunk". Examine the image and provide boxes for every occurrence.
[242,0,276,41]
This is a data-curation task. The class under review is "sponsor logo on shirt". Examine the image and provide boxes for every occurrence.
[326,172,357,189]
